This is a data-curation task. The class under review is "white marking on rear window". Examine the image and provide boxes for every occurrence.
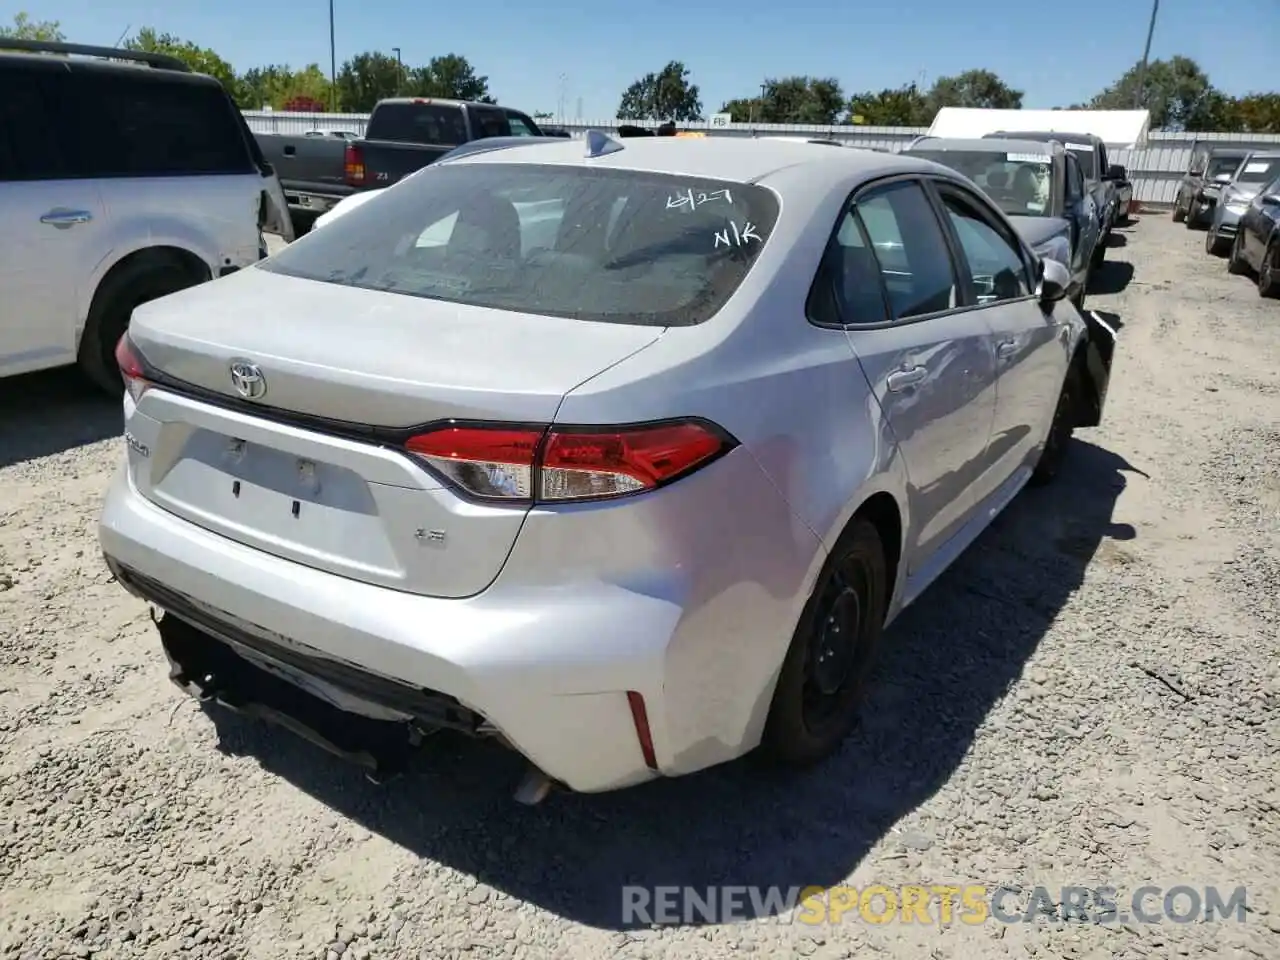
[1005,153,1048,163]
[714,220,761,248]
[667,188,733,210]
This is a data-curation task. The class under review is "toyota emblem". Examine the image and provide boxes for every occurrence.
[228,358,267,400]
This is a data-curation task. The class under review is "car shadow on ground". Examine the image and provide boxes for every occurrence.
[1108,232,1128,248]
[0,367,121,469]
[203,437,1142,930]
[1088,260,1135,296]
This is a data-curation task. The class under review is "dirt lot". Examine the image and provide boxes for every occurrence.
[2,216,1278,960]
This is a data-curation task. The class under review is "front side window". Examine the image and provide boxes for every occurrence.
[68,71,253,178]
[1065,154,1084,202]
[260,162,780,327]
[469,107,511,140]
[504,111,541,137]
[1207,154,1243,179]
[937,186,1032,305]
[853,180,957,320]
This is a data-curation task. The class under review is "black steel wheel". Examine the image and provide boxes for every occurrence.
[762,518,888,766]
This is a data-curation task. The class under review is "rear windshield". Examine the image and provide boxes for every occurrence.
[259,162,780,326]
[906,150,1053,215]
[366,103,467,145]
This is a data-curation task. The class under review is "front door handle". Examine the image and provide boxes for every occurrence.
[40,208,93,229]
[996,339,1019,360]
[886,365,927,392]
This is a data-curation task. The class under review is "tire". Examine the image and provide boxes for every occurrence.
[1090,233,1106,269]
[1172,195,1186,223]
[1227,232,1248,276]
[77,257,202,395]
[761,517,888,767]
[1030,363,1081,486]
[1206,227,1227,258]
[1259,241,1280,299]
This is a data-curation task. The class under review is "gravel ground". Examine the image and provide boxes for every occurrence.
[2,216,1278,960]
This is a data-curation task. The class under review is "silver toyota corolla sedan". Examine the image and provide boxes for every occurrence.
[98,133,1116,799]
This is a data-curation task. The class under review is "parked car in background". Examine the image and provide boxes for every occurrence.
[255,98,544,234]
[1225,171,1280,297]
[0,39,292,391]
[1173,145,1251,228]
[99,135,1114,799]
[1113,172,1134,223]
[902,136,1100,306]
[984,130,1123,265]
[309,135,566,231]
[1206,152,1280,258]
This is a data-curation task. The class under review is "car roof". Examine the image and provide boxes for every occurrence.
[987,130,1102,146]
[0,48,225,87]
[441,134,942,185]
[374,97,525,111]
[906,137,1056,156]
[1208,146,1250,155]
[439,136,567,160]
[1242,150,1280,160]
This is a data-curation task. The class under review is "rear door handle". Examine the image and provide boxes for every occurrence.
[886,365,927,392]
[996,339,1019,360]
[40,208,93,228]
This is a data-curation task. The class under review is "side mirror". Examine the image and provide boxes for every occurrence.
[1105,164,1125,181]
[1038,257,1071,304]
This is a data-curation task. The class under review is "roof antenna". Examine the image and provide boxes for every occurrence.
[584,129,624,159]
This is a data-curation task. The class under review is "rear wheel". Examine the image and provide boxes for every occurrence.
[1227,231,1248,275]
[762,518,887,767]
[1259,241,1280,299]
[78,258,203,395]
[1172,194,1186,223]
[1031,363,1081,486]
[1091,233,1107,269]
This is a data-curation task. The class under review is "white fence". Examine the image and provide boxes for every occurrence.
[243,110,1280,207]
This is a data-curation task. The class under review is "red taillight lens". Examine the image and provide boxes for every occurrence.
[114,333,149,402]
[403,420,732,504]
[343,143,365,185]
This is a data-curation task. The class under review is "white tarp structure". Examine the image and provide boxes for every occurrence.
[927,108,1151,150]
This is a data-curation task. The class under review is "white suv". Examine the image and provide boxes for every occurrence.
[0,40,293,392]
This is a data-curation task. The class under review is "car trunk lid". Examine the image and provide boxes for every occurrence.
[124,267,664,598]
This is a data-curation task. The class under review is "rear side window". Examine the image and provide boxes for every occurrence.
[66,70,254,178]
[853,180,957,320]
[259,162,780,326]
[367,104,467,145]
[0,65,66,181]
[470,107,511,140]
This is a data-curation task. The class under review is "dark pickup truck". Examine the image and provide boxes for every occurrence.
[984,130,1127,268]
[254,98,544,231]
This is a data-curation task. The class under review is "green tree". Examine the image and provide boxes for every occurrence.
[926,69,1023,111]
[125,28,238,94]
[1233,92,1280,134]
[407,54,493,102]
[1087,55,1227,130]
[722,76,845,125]
[845,83,931,126]
[335,52,403,111]
[617,61,702,121]
[0,11,64,42]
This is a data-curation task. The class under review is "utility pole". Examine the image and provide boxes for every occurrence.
[1134,0,1159,109]
[328,0,337,112]
[392,46,402,95]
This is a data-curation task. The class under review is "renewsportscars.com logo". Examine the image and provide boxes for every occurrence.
[621,884,1250,926]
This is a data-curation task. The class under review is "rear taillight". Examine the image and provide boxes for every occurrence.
[344,143,365,185]
[114,333,149,402]
[404,420,734,504]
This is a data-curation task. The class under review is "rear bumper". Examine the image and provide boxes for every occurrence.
[99,454,819,792]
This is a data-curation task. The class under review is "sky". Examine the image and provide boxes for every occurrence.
[21,0,1280,121]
